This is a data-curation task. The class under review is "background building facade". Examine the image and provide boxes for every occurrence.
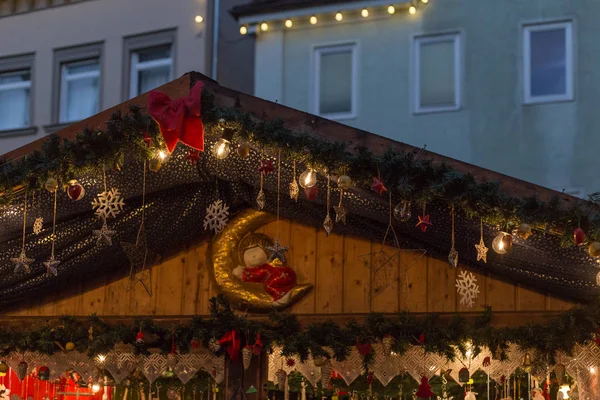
[233,0,600,198]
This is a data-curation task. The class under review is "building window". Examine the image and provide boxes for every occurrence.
[413,33,460,113]
[523,22,573,104]
[53,43,103,124]
[0,69,31,130]
[313,43,357,119]
[123,30,176,100]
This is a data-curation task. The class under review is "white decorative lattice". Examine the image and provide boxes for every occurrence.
[456,270,480,307]
[203,200,230,234]
[139,353,168,384]
[331,348,365,386]
[91,188,125,220]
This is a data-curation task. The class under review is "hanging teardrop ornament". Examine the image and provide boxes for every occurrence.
[289,160,299,202]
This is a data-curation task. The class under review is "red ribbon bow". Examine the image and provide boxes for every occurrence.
[219,330,241,363]
[148,81,205,154]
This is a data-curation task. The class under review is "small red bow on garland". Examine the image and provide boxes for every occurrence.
[253,333,263,355]
[416,214,432,232]
[142,132,153,147]
[371,177,387,195]
[219,330,240,363]
[418,333,425,345]
[258,160,274,175]
[148,81,204,154]
[356,341,373,356]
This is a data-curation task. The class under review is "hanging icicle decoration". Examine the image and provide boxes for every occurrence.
[323,175,333,236]
[289,160,299,202]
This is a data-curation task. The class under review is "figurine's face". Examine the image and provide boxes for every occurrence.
[244,246,268,267]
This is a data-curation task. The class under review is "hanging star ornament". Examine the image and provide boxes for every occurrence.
[11,250,34,274]
[266,236,289,263]
[334,205,347,224]
[122,228,160,296]
[475,238,488,263]
[371,177,387,195]
[258,159,274,175]
[43,256,60,277]
[416,214,432,232]
[93,218,116,245]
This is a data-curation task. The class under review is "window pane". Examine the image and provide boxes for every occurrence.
[530,28,566,97]
[319,50,352,115]
[65,60,99,75]
[138,65,171,95]
[137,46,171,63]
[419,39,456,108]
[0,70,30,85]
[0,87,30,129]
[64,76,99,122]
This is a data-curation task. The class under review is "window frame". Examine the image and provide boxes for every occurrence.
[312,42,358,120]
[0,53,35,134]
[412,32,461,114]
[59,59,101,124]
[122,29,176,100]
[523,21,574,105]
[52,42,103,125]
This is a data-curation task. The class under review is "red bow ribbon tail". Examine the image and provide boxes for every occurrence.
[253,333,263,355]
[148,80,205,154]
[219,330,240,363]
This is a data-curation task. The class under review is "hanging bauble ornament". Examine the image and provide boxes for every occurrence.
[313,355,325,367]
[371,177,387,195]
[393,201,412,222]
[574,228,586,246]
[237,143,250,158]
[38,366,50,381]
[337,175,352,190]
[517,223,532,240]
[554,364,566,381]
[208,338,221,353]
[299,168,317,188]
[136,331,144,345]
[242,345,253,371]
[65,342,76,351]
[16,361,27,381]
[66,180,85,200]
[320,360,333,388]
[492,232,512,254]
[0,362,8,374]
[149,158,162,172]
[44,177,59,193]
[589,242,600,257]
[381,335,393,356]
[305,185,318,201]
[275,369,287,391]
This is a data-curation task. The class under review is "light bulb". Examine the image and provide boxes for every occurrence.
[492,232,513,254]
[240,26,248,35]
[92,384,101,393]
[387,5,396,14]
[421,0,429,3]
[310,15,318,25]
[591,366,596,373]
[194,15,204,23]
[361,8,369,17]
[559,384,570,399]
[213,138,231,160]
[466,349,472,357]
[299,168,317,188]
[158,150,167,160]
[96,354,106,363]
[409,5,417,14]
[335,12,343,21]
[285,19,293,28]
[260,22,268,31]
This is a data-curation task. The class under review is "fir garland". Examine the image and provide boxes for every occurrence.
[0,295,597,365]
[0,88,598,245]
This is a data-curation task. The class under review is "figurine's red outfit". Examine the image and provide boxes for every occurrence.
[242,262,296,300]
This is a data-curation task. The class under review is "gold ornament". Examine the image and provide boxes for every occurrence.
[517,223,532,240]
[207,209,313,312]
[65,342,76,351]
[237,143,250,158]
[44,177,59,192]
[589,242,600,257]
[149,158,162,172]
[337,175,352,190]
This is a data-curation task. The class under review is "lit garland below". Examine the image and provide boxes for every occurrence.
[0,295,597,365]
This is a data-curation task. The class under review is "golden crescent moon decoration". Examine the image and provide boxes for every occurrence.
[207,209,313,312]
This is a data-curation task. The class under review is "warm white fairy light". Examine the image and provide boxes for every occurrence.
[240,25,248,35]
[260,22,269,31]
[591,366,596,373]
[194,15,204,23]
[92,384,101,393]
[409,5,417,14]
[310,15,318,24]
[285,19,293,28]
[361,8,369,17]
[387,5,396,14]
[158,150,167,160]
[421,0,429,3]
[335,12,343,21]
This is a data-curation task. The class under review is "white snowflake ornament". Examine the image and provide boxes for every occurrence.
[33,217,43,235]
[204,200,229,234]
[91,188,125,220]
[455,270,479,308]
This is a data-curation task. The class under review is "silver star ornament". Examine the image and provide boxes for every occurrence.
[11,250,34,274]
[43,256,60,276]
[93,218,116,245]
[266,236,289,263]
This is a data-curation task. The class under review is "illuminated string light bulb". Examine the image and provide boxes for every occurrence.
[285,19,293,28]
[387,5,396,14]
[409,5,417,14]
[299,168,317,188]
[559,384,570,399]
[421,0,429,3]
[361,8,369,17]
[158,150,167,160]
[335,12,343,21]
[260,22,268,31]
[92,384,101,393]
[212,128,234,160]
[240,26,248,35]
[310,15,318,24]
[492,232,513,254]
[591,366,596,373]
[194,15,204,23]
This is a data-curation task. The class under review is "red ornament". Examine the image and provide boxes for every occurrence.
[415,376,435,398]
[371,177,387,195]
[366,371,374,385]
[143,132,153,147]
[258,159,274,175]
[219,330,241,363]
[416,215,432,232]
[135,331,144,345]
[66,181,85,201]
[190,339,200,349]
[574,228,586,246]
[418,333,425,345]
[253,333,263,355]
[305,185,318,201]
[356,342,373,356]
[286,358,296,367]
[148,81,204,154]
[482,356,491,367]
[595,329,600,346]
[187,149,202,165]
